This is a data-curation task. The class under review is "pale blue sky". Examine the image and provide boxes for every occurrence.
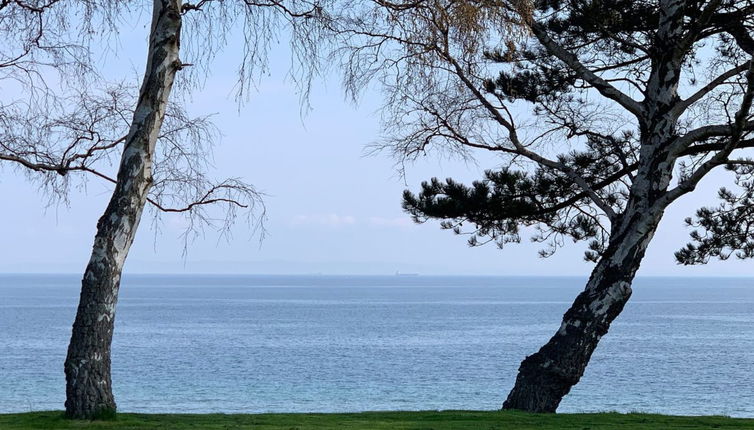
[0,8,750,276]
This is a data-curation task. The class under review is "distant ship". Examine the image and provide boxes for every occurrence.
[394,271,419,277]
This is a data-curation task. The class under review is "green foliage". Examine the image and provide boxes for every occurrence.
[677,164,754,264]
[401,0,754,264]
[1,411,753,430]
[483,0,660,104]
[402,130,634,260]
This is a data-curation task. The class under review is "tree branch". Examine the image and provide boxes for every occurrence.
[529,22,644,118]
[674,61,751,116]
[660,58,754,207]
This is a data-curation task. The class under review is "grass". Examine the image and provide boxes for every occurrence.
[1,410,753,429]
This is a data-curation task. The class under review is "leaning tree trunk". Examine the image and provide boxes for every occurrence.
[502,0,686,412]
[502,116,680,412]
[64,0,182,419]
[502,119,680,412]
[502,207,663,412]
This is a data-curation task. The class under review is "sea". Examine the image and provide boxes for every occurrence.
[0,274,752,416]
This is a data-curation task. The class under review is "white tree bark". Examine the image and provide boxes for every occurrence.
[64,0,183,419]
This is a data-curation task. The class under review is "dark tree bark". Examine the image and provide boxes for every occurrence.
[64,0,183,419]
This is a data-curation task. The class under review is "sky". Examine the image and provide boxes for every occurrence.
[0,6,752,276]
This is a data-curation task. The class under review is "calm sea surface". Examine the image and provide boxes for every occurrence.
[0,274,752,416]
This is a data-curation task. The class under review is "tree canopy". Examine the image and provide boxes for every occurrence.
[334,0,754,412]
[368,0,754,265]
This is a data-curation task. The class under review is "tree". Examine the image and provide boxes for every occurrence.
[0,0,270,418]
[336,0,754,412]
[0,0,321,419]
[62,0,187,418]
[57,0,325,419]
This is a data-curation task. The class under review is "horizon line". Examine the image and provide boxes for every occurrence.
[1,272,753,278]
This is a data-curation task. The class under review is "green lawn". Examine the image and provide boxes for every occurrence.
[1,411,753,429]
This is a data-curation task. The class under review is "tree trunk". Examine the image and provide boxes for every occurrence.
[502,207,664,413]
[502,0,687,412]
[64,0,182,419]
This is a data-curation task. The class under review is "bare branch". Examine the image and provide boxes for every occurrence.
[661,58,754,207]
[675,61,751,116]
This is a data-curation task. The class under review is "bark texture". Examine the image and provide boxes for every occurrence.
[502,177,672,412]
[502,0,687,412]
[501,210,661,412]
[64,0,183,419]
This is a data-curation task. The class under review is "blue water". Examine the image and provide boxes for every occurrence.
[0,274,753,416]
